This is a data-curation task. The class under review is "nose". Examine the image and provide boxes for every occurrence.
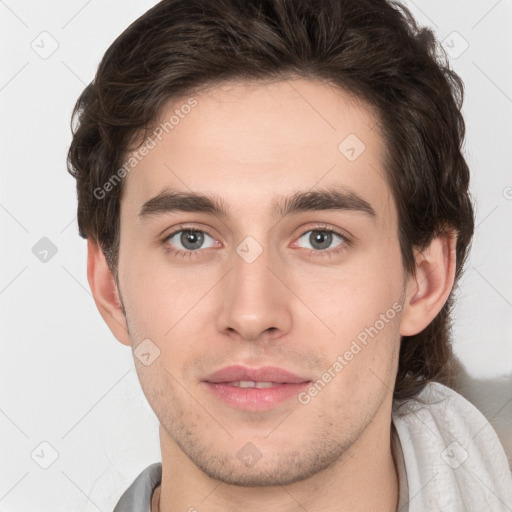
[216,240,292,343]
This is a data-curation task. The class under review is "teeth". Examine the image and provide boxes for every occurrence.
[255,381,278,388]
[235,381,256,388]
[227,381,279,388]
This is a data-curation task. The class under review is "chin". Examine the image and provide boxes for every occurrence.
[183,441,348,487]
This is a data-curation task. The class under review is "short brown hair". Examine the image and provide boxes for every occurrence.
[67,0,474,401]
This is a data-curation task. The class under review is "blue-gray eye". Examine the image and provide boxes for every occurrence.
[297,230,344,251]
[166,229,215,251]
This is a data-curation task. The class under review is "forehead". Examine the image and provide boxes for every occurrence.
[120,78,394,227]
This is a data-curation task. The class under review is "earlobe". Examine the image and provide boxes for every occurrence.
[399,232,457,336]
[86,239,131,346]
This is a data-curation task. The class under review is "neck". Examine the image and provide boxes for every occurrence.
[153,411,398,512]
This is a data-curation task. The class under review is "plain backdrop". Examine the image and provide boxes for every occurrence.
[1,0,511,510]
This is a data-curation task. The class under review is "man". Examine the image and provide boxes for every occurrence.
[67,0,512,510]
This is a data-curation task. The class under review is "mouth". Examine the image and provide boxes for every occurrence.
[202,365,312,411]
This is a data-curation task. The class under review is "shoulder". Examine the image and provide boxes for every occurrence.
[392,381,512,511]
[113,462,162,512]
[394,381,506,445]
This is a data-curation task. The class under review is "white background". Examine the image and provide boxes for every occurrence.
[1,0,511,510]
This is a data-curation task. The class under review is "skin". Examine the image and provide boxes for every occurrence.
[88,78,456,512]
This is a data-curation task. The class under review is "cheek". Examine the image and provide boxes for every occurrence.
[294,240,404,385]
[299,244,404,339]
[120,251,193,332]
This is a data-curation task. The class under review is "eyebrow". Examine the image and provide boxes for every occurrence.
[138,186,377,220]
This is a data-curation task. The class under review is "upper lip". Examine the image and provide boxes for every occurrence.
[204,365,311,384]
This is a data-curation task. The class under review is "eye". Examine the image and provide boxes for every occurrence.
[293,227,349,257]
[164,228,217,257]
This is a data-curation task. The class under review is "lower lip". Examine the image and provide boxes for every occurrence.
[203,382,310,411]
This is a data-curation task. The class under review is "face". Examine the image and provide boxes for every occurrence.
[117,78,407,486]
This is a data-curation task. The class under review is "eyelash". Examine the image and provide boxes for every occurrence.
[162,224,351,260]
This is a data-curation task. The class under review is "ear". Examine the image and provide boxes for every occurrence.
[86,239,130,346]
[399,231,457,336]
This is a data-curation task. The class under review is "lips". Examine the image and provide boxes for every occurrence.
[204,365,310,385]
[202,365,311,411]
